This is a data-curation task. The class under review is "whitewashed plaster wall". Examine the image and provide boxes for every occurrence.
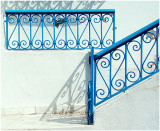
[1,1,159,116]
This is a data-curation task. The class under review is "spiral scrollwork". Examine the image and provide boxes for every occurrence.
[143,61,157,74]
[80,40,89,48]
[30,14,41,23]
[8,15,17,24]
[32,40,42,49]
[78,14,88,23]
[91,39,100,48]
[112,79,125,91]
[91,14,100,23]
[102,14,109,23]
[56,39,65,49]
[20,15,30,24]
[44,14,53,23]
[55,15,64,23]
[20,40,30,49]
[103,39,113,47]
[127,71,140,82]
[10,40,18,48]
[97,57,110,68]
[96,57,110,100]
[111,49,124,60]
[68,40,76,49]
[142,32,156,43]
[68,14,77,23]
[43,40,53,49]
[127,40,141,82]
[96,89,109,99]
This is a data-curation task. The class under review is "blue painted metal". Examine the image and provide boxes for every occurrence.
[94,19,159,106]
[88,47,94,124]
[5,9,115,14]
[94,19,159,59]
[5,9,115,50]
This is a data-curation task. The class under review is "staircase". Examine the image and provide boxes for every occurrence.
[88,19,159,124]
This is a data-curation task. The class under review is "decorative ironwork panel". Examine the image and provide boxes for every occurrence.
[5,9,115,50]
[94,20,159,106]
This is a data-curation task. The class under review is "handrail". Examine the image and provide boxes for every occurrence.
[5,9,115,50]
[93,19,159,106]
[5,9,115,14]
[94,19,159,60]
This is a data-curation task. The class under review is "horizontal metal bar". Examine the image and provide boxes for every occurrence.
[5,9,115,14]
[94,19,159,60]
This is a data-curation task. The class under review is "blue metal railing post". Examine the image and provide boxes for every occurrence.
[41,15,44,49]
[156,27,159,71]
[6,14,9,50]
[17,15,20,49]
[90,47,94,124]
[29,14,32,49]
[113,13,115,45]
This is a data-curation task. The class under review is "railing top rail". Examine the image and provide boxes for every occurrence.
[94,19,159,60]
[5,9,115,14]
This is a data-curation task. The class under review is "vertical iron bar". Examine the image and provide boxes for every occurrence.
[6,14,9,50]
[94,58,97,106]
[141,35,143,79]
[156,27,159,71]
[18,15,20,49]
[53,16,56,49]
[90,47,94,124]
[100,14,103,48]
[93,60,97,105]
[125,44,127,89]
[77,14,79,49]
[89,14,91,48]
[65,15,67,49]
[30,14,32,49]
[42,14,44,49]
[113,13,115,45]
[109,52,112,96]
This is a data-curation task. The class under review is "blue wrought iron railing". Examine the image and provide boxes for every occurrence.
[92,19,159,106]
[5,9,115,50]
[5,9,159,125]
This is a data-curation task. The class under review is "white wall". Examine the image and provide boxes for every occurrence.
[1,1,159,116]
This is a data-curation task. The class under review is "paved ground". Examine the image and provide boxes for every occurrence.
[1,113,91,130]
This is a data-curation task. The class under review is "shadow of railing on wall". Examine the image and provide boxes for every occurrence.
[1,1,105,13]
[39,53,90,124]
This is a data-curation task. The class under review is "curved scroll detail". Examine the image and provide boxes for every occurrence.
[142,31,157,74]
[56,39,65,49]
[91,39,100,48]
[96,57,110,99]
[20,14,30,24]
[8,14,17,24]
[91,14,101,23]
[79,39,89,49]
[68,14,77,23]
[79,14,88,23]
[21,40,30,49]
[44,14,53,24]
[9,40,19,49]
[43,40,53,49]
[127,40,141,82]
[67,40,77,49]
[111,49,125,91]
